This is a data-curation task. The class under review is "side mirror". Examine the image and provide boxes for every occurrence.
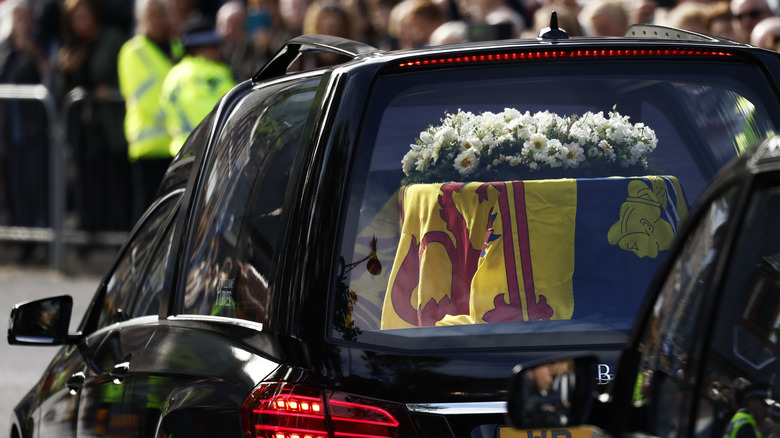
[8,295,77,345]
[506,356,599,429]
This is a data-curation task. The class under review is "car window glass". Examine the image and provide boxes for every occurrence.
[695,182,780,438]
[632,186,739,437]
[179,78,319,324]
[96,194,181,329]
[335,61,780,348]
[131,213,178,318]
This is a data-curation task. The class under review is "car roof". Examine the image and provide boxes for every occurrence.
[252,20,759,85]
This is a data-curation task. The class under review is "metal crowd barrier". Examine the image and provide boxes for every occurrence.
[0,85,127,271]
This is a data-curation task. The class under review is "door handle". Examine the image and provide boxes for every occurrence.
[66,371,86,393]
[110,361,130,382]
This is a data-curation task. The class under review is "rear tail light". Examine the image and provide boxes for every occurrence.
[241,382,419,438]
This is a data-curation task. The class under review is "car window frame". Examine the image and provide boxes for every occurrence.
[171,74,325,327]
[78,190,184,335]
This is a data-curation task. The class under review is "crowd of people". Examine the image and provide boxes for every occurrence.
[1,0,780,263]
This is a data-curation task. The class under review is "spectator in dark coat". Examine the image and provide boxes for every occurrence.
[58,0,132,232]
[0,0,51,262]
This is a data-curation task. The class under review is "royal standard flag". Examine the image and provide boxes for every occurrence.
[381,176,687,329]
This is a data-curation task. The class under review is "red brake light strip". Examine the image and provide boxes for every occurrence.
[397,48,733,67]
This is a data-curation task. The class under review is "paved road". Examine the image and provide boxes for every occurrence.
[1,267,100,438]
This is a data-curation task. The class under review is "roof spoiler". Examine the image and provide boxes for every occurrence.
[253,35,379,82]
[625,24,720,42]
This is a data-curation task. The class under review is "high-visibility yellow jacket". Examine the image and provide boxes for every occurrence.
[118,35,180,161]
[724,411,761,438]
[160,55,236,156]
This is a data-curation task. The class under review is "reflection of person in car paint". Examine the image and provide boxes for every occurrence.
[234,260,269,322]
[521,363,570,427]
[29,302,55,337]
[724,383,771,438]
[608,179,676,259]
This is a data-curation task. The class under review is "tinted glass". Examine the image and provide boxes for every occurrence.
[336,60,780,346]
[178,78,319,323]
[132,212,178,318]
[696,181,780,438]
[633,186,738,436]
[96,194,181,329]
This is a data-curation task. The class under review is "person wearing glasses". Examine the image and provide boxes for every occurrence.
[730,0,775,42]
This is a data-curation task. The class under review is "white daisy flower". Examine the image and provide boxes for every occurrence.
[454,149,479,175]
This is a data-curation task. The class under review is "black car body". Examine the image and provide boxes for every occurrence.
[506,136,780,438]
[9,25,780,438]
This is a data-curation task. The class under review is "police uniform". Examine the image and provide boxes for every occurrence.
[724,411,762,438]
[118,35,182,220]
[118,35,180,161]
[723,384,772,438]
[160,19,236,156]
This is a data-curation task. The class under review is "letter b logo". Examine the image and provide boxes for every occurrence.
[597,364,614,385]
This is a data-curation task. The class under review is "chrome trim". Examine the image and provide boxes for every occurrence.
[168,314,265,331]
[406,401,506,415]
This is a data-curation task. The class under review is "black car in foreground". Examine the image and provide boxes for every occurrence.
[9,21,780,438]
[506,135,780,438]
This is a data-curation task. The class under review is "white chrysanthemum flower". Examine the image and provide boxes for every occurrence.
[482,133,498,148]
[515,126,532,141]
[560,142,586,168]
[454,149,479,175]
[431,141,442,163]
[542,153,560,168]
[435,126,458,145]
[609,124,631,143]
[517,111,534,127]
[627,142,652,166]
[524,133,548,155]
[462,135,483,150]
[568,124,591,144]
[481,112,503,130]
[416,148,434,172]
[502,108,521,120]
[402,151,418,175]
[599,140,616,161]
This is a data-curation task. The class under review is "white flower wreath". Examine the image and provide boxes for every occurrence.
[401,107,658,184]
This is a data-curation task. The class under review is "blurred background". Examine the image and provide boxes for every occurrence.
[1,0,779,434]
[0,0,776,272]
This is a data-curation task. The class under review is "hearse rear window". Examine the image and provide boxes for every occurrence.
[334,61,780,346]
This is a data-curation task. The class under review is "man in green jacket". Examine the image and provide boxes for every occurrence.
[160,15,236,156]
[118,0,182,221]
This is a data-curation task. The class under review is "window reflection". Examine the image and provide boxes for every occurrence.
[630,187,738,436]
[180,79,318,325]
[698,185,780,438]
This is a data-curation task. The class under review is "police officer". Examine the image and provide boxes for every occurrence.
[118,0,182,221]
[160,14,236,156]
[724,383,772,438]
